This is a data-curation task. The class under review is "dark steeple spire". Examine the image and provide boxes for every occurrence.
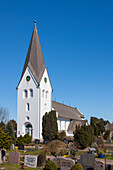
[18,22,46,86]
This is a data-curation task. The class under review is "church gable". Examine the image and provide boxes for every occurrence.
[18,66,38,90]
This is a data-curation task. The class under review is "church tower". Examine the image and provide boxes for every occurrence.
[17,22,52,139]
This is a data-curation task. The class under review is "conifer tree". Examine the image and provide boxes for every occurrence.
[4,122,16,144]
[42,110,58,141]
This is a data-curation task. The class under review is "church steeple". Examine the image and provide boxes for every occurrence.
[18,22,46,87]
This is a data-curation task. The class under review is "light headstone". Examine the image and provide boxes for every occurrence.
[0,149,2,164]
[10,144,15,150]
[24,155,37,168]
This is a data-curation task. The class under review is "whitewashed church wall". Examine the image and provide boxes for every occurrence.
[39,68,52,139]
[57,118,74,136]
[17,67,40,139]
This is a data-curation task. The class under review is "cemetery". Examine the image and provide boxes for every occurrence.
[0,137,113,169]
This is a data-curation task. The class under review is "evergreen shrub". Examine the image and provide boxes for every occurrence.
[44,161,57,170]
[37,154,46,167]
[71,163,83,170]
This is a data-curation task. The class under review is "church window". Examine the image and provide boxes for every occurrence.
[44,77,47,83]
[42,89,45,98]
[29,89,33,97]
[26,103,30,111]
[26,76,30,82]
[24,90,28,98]
[46,91,48,99]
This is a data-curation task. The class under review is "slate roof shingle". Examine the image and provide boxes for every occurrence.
[52,101,85,120]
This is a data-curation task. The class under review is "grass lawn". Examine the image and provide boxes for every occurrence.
[0,163,41,170]
[6,148,52,156]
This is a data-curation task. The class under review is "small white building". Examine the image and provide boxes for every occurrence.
[17,22,86,140]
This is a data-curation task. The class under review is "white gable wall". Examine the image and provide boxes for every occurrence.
[39,68,52,139]
[17,67,40,139]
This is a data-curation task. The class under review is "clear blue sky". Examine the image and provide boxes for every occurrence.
[0,0,113,123]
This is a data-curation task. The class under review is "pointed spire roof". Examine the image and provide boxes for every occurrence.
[18,22,46,87]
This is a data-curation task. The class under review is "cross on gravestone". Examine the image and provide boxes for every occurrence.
[53,156,75,170]
[24,155,37,168]
[8,151,20,165]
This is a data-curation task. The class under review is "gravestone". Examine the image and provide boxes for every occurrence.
[94,160,104,170]
[35,145,39,151]
[10,144,15,150]
[78,153,95,170]
[53,156,75,170]
[9,151,20,165]
[24,155,37,168]
[0,149,2,164]
[18,143,24,150]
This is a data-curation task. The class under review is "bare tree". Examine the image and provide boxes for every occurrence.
[0,107,9,123]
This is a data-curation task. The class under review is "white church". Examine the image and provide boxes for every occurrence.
[17,22,86,140]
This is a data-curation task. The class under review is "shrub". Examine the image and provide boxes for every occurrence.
[70,149,76,156]
[71,163,83,170]
[44,161,57,170]
[37,154,46,167]
[0,128,12,149]
[23,134,32,144]
[16,134,32,145]
[103,130,110,140]
[98,150,104,155]
[16,135,23,145]
[58,130,66,141]
[43,140,66,157]
[60,149,67,156]
[74,127,91,149]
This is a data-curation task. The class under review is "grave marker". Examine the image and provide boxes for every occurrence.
[24,155,37,168]
[53,156,75,170]
[9,151,20,165]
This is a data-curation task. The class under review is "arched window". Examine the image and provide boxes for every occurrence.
[46,91,48,99]
[29,89,33,97]
[26,103,30,111]
[42,89,45,98]
[25,123,32,137]
[23,89,28,98]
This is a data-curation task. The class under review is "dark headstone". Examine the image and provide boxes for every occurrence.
[18,143,25,150]
[35,145,39,151]
[9,151,20,165]
[53,156,75,170]
[78,153,95,170]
